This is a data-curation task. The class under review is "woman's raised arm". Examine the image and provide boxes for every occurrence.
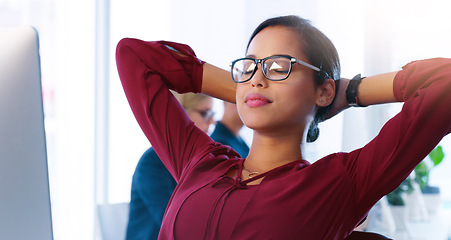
[357,71,399,106]
[326,71,399,120]
[201,63,237,103]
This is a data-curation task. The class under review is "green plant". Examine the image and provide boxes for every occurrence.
[414,145,445,190]
[386,177,414,206]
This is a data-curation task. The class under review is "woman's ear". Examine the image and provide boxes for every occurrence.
[315,78,335,107]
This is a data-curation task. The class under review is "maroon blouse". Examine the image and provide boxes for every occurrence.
[116,38,451,240]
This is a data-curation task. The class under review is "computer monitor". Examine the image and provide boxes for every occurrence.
[0,27,53,240]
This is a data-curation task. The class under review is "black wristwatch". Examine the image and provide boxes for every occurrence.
[346,74,366,107]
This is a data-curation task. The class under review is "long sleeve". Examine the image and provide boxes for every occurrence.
[116,38,214,181]
[347,58,451,217]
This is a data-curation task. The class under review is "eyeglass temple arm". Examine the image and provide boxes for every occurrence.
[293,58,321,72]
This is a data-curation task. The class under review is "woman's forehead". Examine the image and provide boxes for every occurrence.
[247,26,305,59]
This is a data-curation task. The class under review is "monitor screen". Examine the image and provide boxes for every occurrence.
[0,26,53,240]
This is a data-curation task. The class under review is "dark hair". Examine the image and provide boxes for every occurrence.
[247,15,341,142]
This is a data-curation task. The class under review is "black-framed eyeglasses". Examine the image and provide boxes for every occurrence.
[230,55,321,83]
[193,109,215,122]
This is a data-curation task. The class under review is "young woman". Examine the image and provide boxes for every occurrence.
[116,15,451,239]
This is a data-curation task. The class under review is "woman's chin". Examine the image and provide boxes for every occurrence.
[242,118,278,132]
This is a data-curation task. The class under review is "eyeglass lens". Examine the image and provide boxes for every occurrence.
[232,57,292,82]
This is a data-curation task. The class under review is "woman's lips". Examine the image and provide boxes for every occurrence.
[245,93,272,108]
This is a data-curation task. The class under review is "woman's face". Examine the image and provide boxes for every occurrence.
[187,98,215,133]
[236,26,321,134]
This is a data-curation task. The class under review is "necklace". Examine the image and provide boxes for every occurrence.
[242,165,261,179]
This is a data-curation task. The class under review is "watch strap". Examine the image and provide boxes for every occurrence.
[346,74,366,107]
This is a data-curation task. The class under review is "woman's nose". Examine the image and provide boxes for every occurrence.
[249,66,268,88]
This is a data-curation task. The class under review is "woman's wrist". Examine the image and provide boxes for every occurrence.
[346,74,367,107]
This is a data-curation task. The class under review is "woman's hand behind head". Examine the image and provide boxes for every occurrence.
[322,78,350,121]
